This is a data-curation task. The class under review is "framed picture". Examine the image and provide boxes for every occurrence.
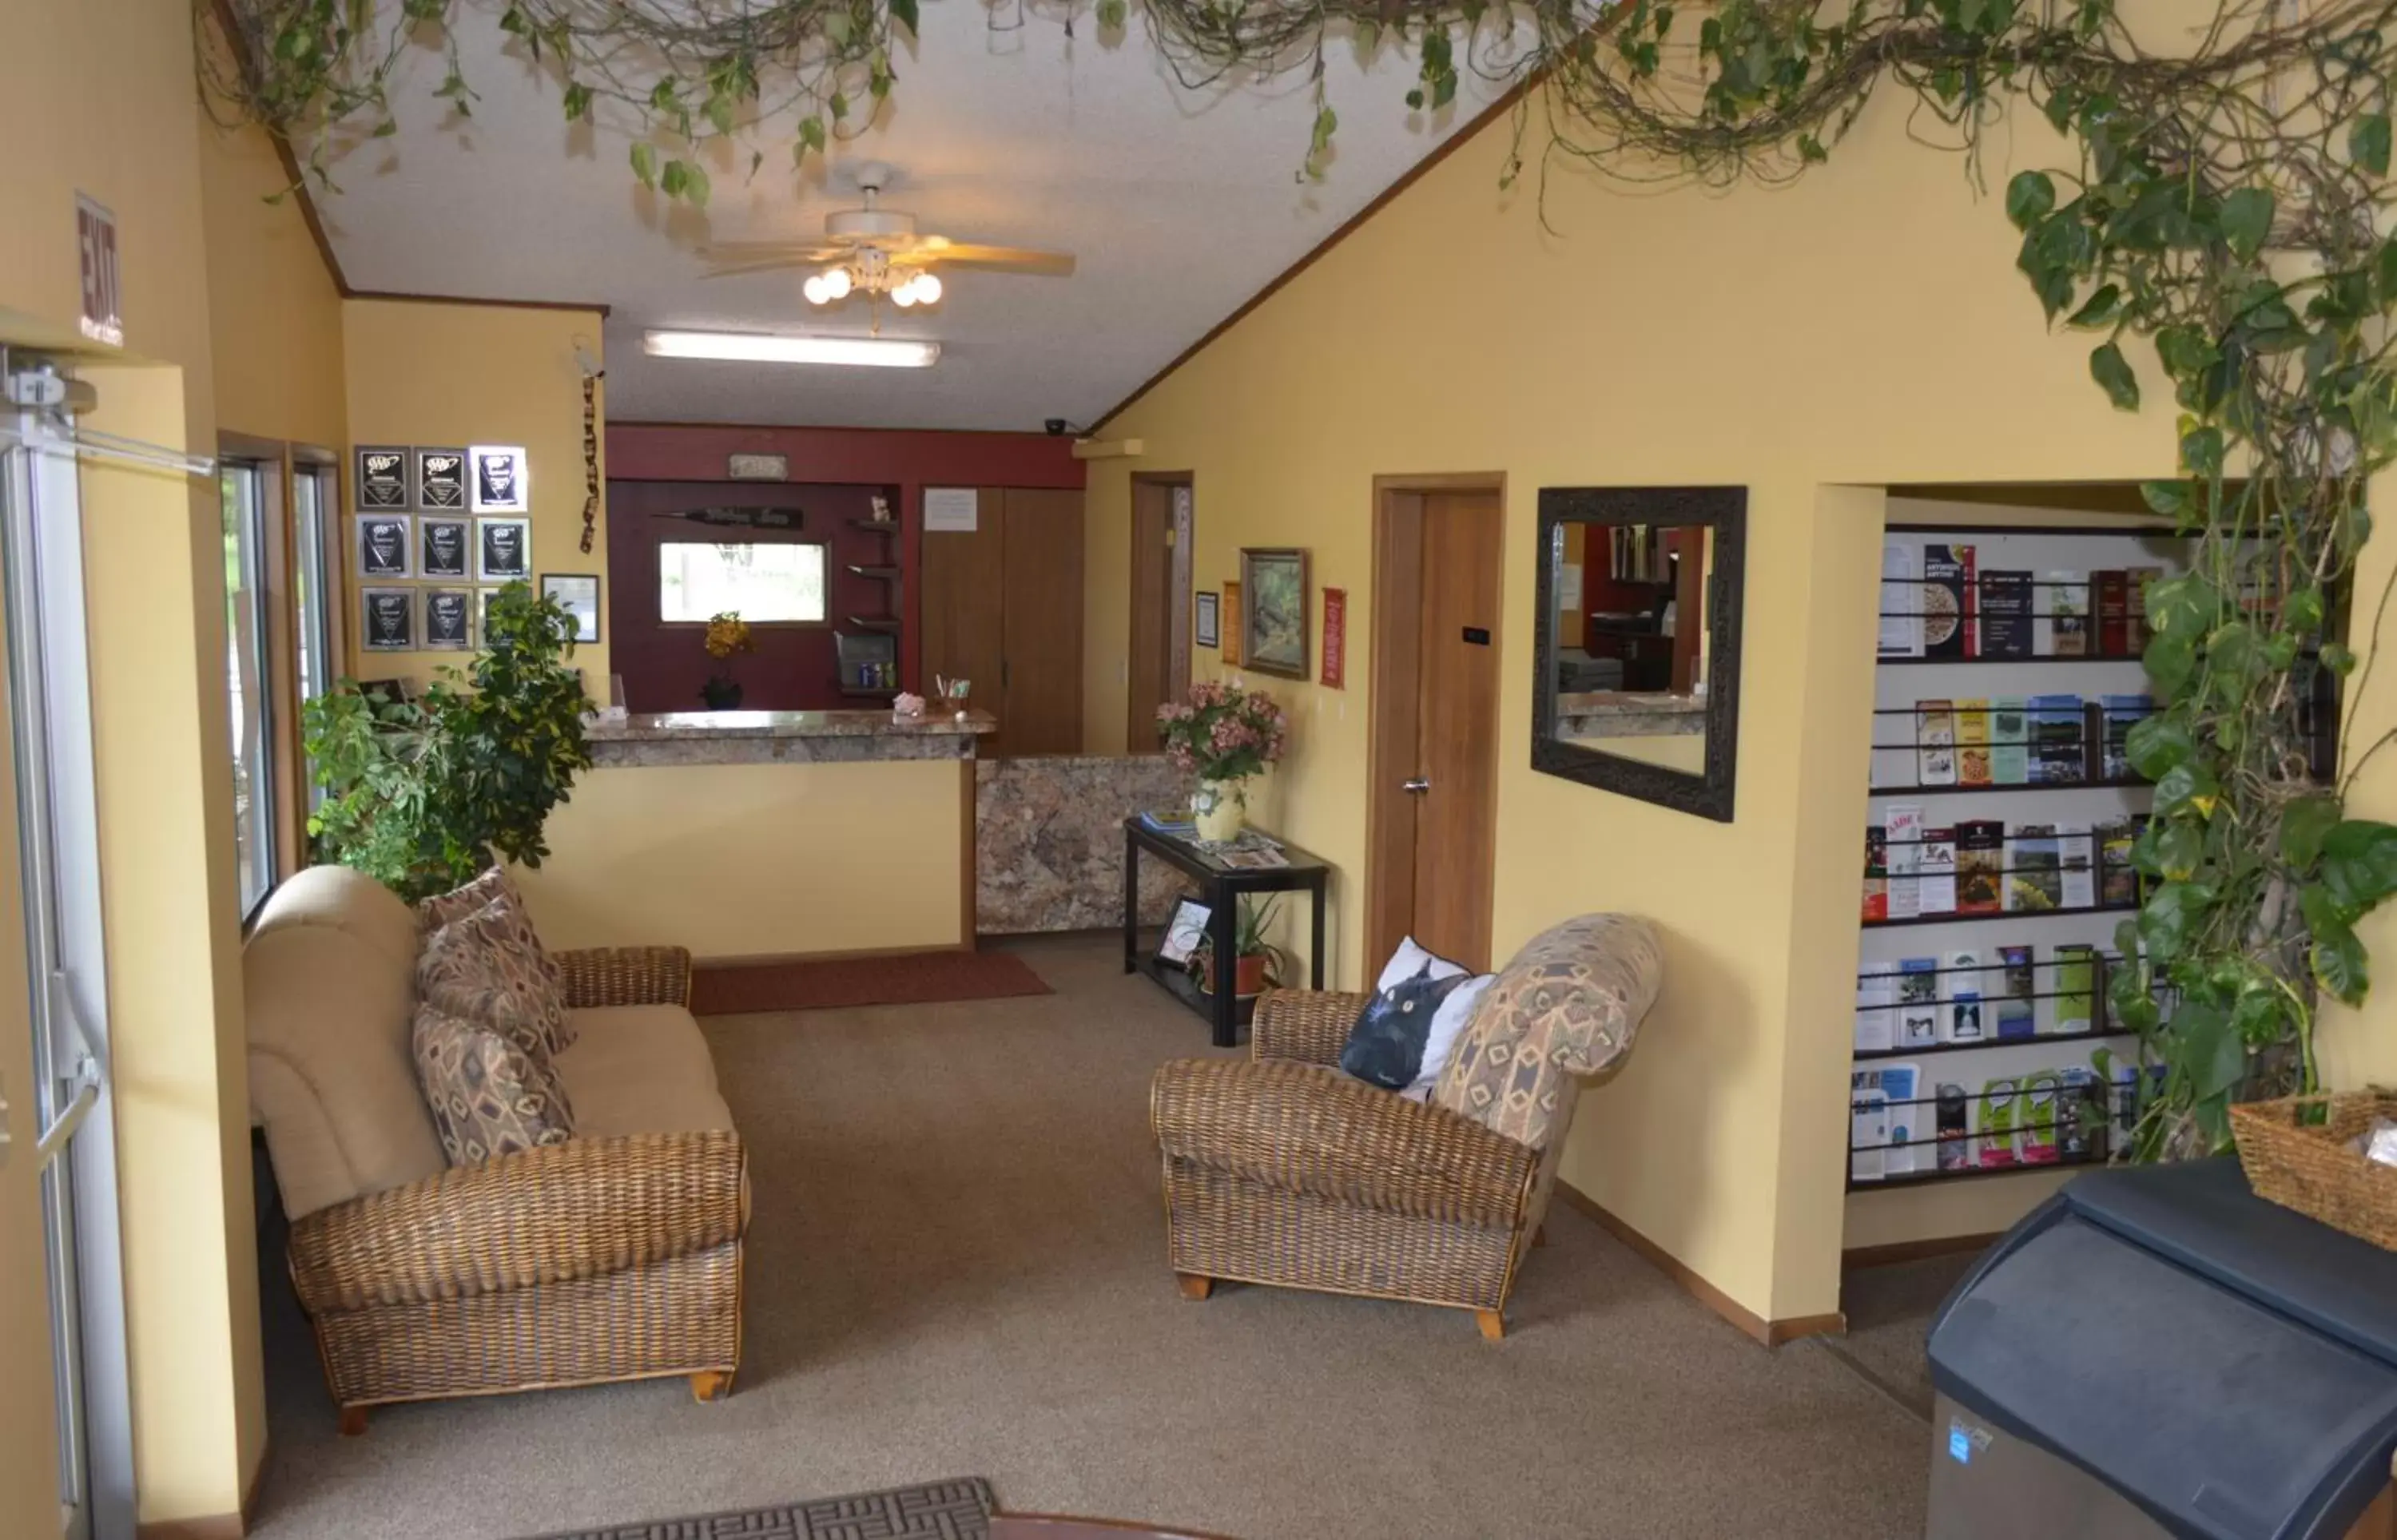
[477,517,531,581]
[360,587,415,652]
[541,573,601,643]
[476,586,504,643]
[421,588,474,650]
[356,514,412,578]
[416,447,468,510]
[419,516,471,579]
[1240,548,1310,680]
[1222,580,1243,666]
[356,446,411,510]
[468,445,530,513]
[1195,590,1221,650]
[1159,898,1211,965]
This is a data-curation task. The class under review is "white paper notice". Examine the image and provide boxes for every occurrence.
[1557,566,1584,611]
[924,487,979,532]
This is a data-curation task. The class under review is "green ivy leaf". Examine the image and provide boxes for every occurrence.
[2282,796,2343,868]
[660,157,688,198]
[2150,819,2205,882]
[630,141,657,189]
[2090,340,2140,409]
[2171,1001,2245,1100]
[2005,170,2056,229]
[2312,911,2370,1005]
[2139,880,2216,963]
[2153,760,2222,819]
[888,0,920,36]
[2144,631,2196,694]
[705,91,734,137]
[2067,283,2123,328]
[2284,585,2326,633]
[2354,113,2392,177]
[2125,713,2195,779]
[2139,479,2188,517]
[2324,640,2359,677]
[2219,187,2273,259]
[2179,425,2225,479]
[2321,820,2397,910]
[799,114,827,155]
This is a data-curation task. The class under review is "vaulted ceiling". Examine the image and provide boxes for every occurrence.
[311,4,1517,431]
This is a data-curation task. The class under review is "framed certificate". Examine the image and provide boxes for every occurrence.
[469,445,530,512]
[356,514,412,579]
[360,587,415,652]
[416,447,468,510]
[477,517,531,581]
[421,588,473,650]
[419,517,470,579]
[356,446,411,510]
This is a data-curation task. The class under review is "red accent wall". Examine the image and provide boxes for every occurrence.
[606,423,1086,709]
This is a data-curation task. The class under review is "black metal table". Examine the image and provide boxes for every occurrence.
[1122,820,1330,1047]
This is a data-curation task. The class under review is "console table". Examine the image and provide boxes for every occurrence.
[1122,820,1330,1047]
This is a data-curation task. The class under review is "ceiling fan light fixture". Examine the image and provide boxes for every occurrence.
[642,330,941,368]
[801,275,829,304]
[820,266,853,300]
[907,272,943,305]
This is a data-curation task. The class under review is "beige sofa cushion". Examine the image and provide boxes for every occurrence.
[244,867,445,1218]
[553,1004,733,1139]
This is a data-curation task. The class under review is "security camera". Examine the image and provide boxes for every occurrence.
[1044,418,1069,436]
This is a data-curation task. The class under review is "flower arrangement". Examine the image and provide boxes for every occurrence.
[1158,681,1288,840]
[700,610,756,710]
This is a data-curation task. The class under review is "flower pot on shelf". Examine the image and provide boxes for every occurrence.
[1192,778,1246,842]
[1195,951,1275,1000]
[700,677,743,711]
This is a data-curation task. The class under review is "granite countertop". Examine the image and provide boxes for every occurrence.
[587,708,999,742]
[586,708,999,766]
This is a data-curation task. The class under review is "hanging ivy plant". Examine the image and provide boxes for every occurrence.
[205,0,2397,1155]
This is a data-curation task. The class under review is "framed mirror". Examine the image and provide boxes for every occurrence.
[1532,486,1746,821]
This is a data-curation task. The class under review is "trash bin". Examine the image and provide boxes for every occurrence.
[1927,1157,2397,1540]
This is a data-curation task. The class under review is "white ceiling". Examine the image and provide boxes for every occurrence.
[312,4,1518,431]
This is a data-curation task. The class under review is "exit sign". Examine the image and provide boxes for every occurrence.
[77,196,121,348]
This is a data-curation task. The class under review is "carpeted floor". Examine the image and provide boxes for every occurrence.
[1814,1252,1982,1420]
[248,935,1930,1540]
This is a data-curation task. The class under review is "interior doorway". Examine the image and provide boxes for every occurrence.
[1365,474,1506,973]
[1126,474,1193,752]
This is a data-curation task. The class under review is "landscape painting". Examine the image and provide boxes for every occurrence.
[1240,548,1309,680]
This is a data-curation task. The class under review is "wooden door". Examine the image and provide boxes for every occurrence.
[997,488,1086,756]
[1126,478,1177,751]
[920,486,1007,742]
[1368,482,1504,972]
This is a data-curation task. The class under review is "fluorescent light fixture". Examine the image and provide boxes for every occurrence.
[642,330,940,368]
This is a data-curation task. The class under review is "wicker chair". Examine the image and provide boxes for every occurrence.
[1150,915,1661,1339]
[244,867,747,1433]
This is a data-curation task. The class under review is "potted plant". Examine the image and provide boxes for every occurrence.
[1191,895,1290,1000]
[701,610,754,710]
[1155,680,1289,841]
[303,581,593,899]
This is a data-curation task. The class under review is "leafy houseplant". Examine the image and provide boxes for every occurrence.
[701,610,753,711]
[1156,681,1289,842]
[1191,895,1290,1000]
[304,581,593,901]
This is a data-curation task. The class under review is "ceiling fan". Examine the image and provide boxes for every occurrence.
[702,163,1075,324]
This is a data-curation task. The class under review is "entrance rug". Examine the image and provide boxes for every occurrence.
[523,1476,995,1539]
[690,951,1051,1015]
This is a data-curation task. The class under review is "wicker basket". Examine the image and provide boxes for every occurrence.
[2228,1090,2397,1251]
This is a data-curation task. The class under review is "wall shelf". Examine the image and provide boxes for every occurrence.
[1854,1029,2138,1063]
[1867,777,2150,799]
[846,564,903,580]
[1862,902,2138,931]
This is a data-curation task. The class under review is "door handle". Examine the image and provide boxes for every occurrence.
[1403,777,1431,795]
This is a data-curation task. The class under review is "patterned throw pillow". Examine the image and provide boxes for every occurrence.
[415,867,514,936]
[1431,915,1665,1149]
[415,897,574,1061]
[412,1004,575,1165]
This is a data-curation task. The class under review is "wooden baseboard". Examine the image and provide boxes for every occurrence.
[690,942,975,966]
[133,1431,268,1539]
[1842,1232,2001,1272]
[1553,1181,1846,1348]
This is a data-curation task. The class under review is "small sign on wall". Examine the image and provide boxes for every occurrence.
[924,486,979,533]
[1221,580,1242,667]
[1322,587,1347,689]
[76,195,121,347]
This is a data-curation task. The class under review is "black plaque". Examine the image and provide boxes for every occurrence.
[417,447,467,510]
[419,518,470,579]
[422,588,473,650]
[356,446,411,510]
[360,587,415,652]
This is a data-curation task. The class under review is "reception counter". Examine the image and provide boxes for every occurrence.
[513,709,996,961]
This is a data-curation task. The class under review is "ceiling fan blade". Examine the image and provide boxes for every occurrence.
[913,237,1077,276]
[701,240,851,266]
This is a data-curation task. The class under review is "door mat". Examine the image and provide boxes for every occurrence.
[521,1475,994,1539]
[690,951,1052,1015]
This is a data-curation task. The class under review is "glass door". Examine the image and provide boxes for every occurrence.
[3,382,133,1540]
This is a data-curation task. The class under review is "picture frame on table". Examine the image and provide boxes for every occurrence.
[360,587,415,652]
[477,517,531,581]
[541,573,601,644]
[419,517,471,579]
[1195,590,1221,650]
[355,446,411,510]
[415,447,468,510]
[421,589,474,651]
[468,444,530,513]
[356,514,412,579]
[1159,898,1212,965]
[1239,547,1310,680]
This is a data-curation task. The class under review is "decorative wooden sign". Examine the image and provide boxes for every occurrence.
[1222,580,1243,667]
[1322,587,1347,689]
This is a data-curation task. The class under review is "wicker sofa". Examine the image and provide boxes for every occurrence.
[243,866,746,1432]
[1150,914,1662,1338]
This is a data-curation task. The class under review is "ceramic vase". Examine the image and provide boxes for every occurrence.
[1192,778,1246,842]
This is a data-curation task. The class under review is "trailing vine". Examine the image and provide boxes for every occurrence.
[205,0,2397,1156]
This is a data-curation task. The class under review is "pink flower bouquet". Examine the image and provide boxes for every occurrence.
[1155,681,1288,784]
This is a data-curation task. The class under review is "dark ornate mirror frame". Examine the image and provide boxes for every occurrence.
[1531,486,1747,823]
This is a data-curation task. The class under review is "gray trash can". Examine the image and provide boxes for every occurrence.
[1927,1157,2397,1540]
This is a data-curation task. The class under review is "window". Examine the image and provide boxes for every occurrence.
[221,459,277,913]
[292,462,337,707]
[658,541,828,623]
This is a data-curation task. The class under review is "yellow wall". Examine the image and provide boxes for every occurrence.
[200,105,348,450]
[515,759,968,959]
[1081,86,2230,1321]
[342,300,608,692]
